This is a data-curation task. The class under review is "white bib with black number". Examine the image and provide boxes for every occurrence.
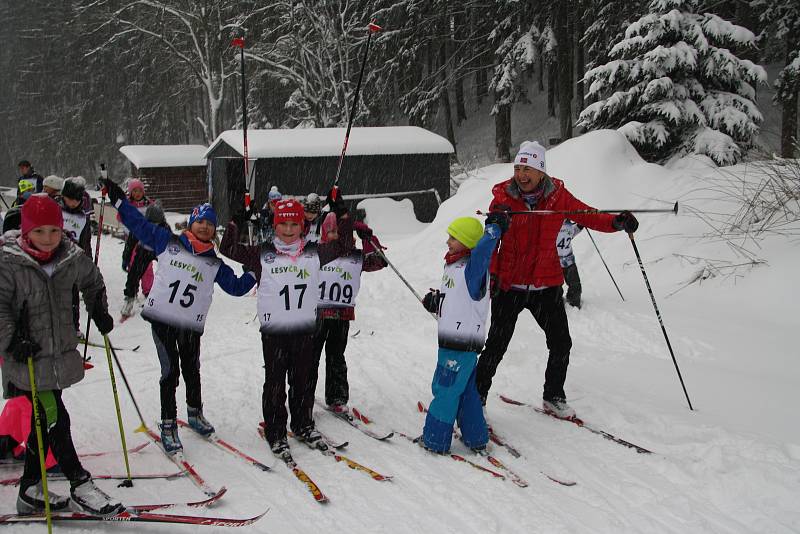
[141,240,221,333]
[436,257,490,352]
[62,211,87,243]
[556,221,581,267]
[318,252,362,309]
[258,243,320,335]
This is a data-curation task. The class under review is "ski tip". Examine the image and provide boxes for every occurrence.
[417,401,426,413]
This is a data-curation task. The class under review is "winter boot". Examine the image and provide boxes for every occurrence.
[158,419,183,453]
[120,297,135,318]
[269,437,291,461]
[70,477,124,516]
[187,406,215,437]
[296,426,327,451]
[542,398,576,420]
[17,481,71,515]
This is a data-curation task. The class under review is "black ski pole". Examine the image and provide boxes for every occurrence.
[477,202,678,217]
[231,36,255,244]
[585,229,625,302]
[628,232,693,411]
[83,163,108,363]
[331,21,383,195]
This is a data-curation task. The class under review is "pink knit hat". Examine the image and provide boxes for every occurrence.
[320,212,338,243]
[127,179,145,195]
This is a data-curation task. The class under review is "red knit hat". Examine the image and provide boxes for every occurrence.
[21,193,64,235]
[273,200,304,225]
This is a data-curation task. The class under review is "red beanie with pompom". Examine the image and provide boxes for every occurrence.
[21,193,63,235]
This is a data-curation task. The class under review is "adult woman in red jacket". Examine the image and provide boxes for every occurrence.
[476,141,639,419]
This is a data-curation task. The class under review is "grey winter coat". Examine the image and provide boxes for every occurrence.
[0,230,108,393]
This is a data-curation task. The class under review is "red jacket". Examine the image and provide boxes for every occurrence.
[489,176,618,290]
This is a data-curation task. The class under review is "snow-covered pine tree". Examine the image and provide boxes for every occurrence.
[578,0,767,165]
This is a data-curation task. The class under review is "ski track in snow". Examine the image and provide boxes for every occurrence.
[2,133,799,533]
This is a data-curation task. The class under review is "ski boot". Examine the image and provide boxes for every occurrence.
[120,297,135,318]
[542,398,577,420]
[17,481,71,515]
[296,426,327,451]
[70,477,124,517]
[413,435,447,455]
[326,403,349,415]
[187,405,215,436]
[158,419,183,453]
[270,437,292,461]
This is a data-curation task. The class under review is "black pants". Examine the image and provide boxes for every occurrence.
[121,233,138,272]
[151,321,203,420]
[563,263,582,306]
[124,247,155,299]
[21,390,89,488]
[476,286,572,402]
[311,318,350,406]
[261,333,315,445]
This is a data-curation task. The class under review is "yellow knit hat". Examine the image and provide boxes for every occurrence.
[447,217,483,249]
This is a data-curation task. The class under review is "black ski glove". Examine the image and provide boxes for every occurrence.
[8,333,40,363]
[612,211,639,233]
[92,308,114,335]
[485,211,510,235]
[101,178,126,206]
[231,208,247,228]
[422,290,441,313]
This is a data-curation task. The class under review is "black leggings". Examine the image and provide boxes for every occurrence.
[476,286,572,402]
[310,318,350,406]
[151,321,203,420]
[21,390,89,488]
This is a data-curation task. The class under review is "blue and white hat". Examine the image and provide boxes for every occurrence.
[268,186,282,201]
[188,203,217,227]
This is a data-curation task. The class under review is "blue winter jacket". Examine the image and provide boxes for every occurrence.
[463,223,501,301]
[115,199,256,296]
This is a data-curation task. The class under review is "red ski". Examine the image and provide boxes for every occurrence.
[176,419,272,472]
[143,426,222,498]
[0,507,266,527]
[499,394,653,454]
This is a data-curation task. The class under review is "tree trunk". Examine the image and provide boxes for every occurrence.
[538,42,545,92]
[477,63,488,104]
[495,101,511,162]
[780,41,799,158]
[455,76,467,124]
[547,62,557,117]
[439,26,458,159]
[574,6,585,118]
[554,0,573,140]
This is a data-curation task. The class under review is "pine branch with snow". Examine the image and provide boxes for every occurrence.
[578,0,767,166]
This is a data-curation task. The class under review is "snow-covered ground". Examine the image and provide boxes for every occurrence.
[2,131,798,533]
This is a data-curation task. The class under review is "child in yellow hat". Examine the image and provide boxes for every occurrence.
[419,212,509,453]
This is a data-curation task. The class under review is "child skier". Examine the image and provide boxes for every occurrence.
[120,178,152,271]
[556,220,583,308]
[60,177,94,334]
[311,212,387,413]
[220,191,351,459]
[302,193,323,243]
[102,178,256,452]
[0,193,123,516]
[420,213,507,454]
[121,203,167,319]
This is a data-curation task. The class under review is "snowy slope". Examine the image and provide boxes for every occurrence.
[2,131,798,533]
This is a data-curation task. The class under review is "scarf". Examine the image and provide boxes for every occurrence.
[273,236,305,261]
[17,234,58,264]
[444,249,471,265]
[182,230,215,255]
